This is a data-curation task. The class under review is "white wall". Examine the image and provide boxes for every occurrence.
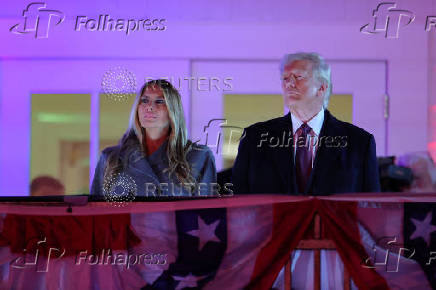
[428,4,436,161]
[0,59,190,195]
[0,0,434,194]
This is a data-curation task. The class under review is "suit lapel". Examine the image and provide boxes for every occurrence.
[270,113,298,193]
[305,110,344,195]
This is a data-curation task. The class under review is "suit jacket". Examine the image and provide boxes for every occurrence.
[90,140,217,197]
[232,110,380,195]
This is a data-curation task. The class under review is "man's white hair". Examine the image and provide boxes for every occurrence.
[279,52,332,108]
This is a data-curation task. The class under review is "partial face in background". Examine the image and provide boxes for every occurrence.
[409,159,435,192]
[281,59,324,109]
[138,85,170,130]
[32,185,65,196]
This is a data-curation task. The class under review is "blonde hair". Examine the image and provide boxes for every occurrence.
[103,79,196,185]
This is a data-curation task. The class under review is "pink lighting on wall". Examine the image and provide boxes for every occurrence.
[429,142,436,162]
[430,105,436,162]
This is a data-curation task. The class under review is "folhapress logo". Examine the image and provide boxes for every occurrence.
[10,2,65,39]
[360,2,415,38]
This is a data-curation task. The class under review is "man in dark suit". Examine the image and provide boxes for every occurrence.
[232,52,380,195]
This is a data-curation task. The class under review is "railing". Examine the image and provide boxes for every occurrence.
[0,193,433,289]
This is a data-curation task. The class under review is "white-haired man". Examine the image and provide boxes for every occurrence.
[232,52,380,195]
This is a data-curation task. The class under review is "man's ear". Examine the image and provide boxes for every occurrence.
[317,80,328,97]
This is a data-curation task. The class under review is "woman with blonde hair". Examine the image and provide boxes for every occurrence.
[91,79,217,197]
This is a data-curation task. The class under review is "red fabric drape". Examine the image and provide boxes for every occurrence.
[247,199,389,290]
[0,214,140,257]
[247,200,316,289]
[0,197,397,289]
[318,199,389,290]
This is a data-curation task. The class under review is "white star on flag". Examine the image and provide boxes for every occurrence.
[173,272,207,290]
[410,211,436,247]
[186,216,221,251]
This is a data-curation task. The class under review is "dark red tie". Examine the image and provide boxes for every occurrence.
[295,123,313,193]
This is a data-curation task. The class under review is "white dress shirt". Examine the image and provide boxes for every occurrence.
[290,109,325,167]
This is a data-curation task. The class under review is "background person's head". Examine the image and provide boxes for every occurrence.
[280,52,331,112]
[30,175,65,196]
[397,152,436,192]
